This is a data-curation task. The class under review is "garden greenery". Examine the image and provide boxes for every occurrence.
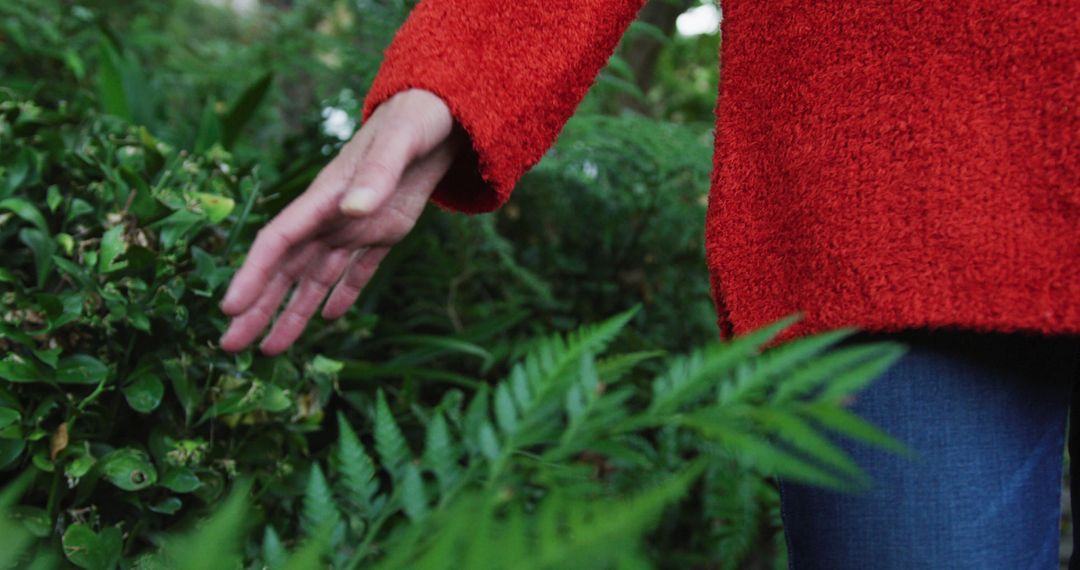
[0,1,906,568]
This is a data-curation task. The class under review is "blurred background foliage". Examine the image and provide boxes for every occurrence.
[0,0,918,568]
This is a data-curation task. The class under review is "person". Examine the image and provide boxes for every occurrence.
[218,1,1080,568]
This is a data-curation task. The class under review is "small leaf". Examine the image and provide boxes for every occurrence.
[374,390,411,475]
[261,526,287,570]
[0,197,48,232]
[101,448,157,491]
[478,421,500,461]
[0,354,43,383]
[301,464,341,537]
[423,411,461,495]
[0,408,20,431]
[335,413,378,513]
[192,193,235,224]
[400,463,429,521]
[123,372,164,413]
[160,467,201,493]
[62,523,122,570]
[19,228,55,287]
[96,38,132,122]
[493,384,519,435]
[149,497,182,514]
[56,355,109,385]
[10,505,50,538]
[66,453,96,480]
[221,72,274,149]
[98,224,128,273]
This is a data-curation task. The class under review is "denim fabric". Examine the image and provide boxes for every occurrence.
[778,332,1080,570]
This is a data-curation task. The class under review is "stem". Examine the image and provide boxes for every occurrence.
[345,488,400,570]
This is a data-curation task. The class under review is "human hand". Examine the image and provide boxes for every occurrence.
[219,89,462,354]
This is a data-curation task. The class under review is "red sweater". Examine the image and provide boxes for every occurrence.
[362,1,1080,341]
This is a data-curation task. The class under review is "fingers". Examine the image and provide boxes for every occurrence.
[258,247,355,355]
[322,246,391,320]
[220,166,349,316]
[219,271,292,352]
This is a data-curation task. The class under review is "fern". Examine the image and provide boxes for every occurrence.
[374,390,412,476]
[301,464,341,538]
[400,463,430,522]
[374,462,705,570]
[261,525,287,570]
[336,412,381,515]
[422,411,462,497]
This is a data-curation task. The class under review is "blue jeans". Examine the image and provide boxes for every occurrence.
[778,331,1080,569]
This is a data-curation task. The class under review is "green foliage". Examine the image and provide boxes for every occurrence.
[0,1,909,568]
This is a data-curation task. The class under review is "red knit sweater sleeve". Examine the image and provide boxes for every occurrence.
[361,0,646,214]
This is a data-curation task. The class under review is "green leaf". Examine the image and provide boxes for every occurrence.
[47,186,63,212]
[261,526,287,570]
[374,390,411,475]
[493,384,519,436]
[160,467,201,493]
[19,228,55,287]
[280,534,328,570]
[400,463,429,522]
[95,39,132,122]
[423,411,461,496]
[97,224,128,273]
[0,197,48,232]
[193,102,223,153]
[0,439,27,469]
[191,193,235,224]
[478,421,500,462]
[335,413,379,513]
[55,355,108,385]
[0,408,20,431]
[159,480,251,570]
[32,347,62,369]
[149,497,182,514]
[100,448,157,491]
[123,372,164,413]
[221,72,273,149]
[301,464,341,537]
[799,402,913,457]
[0,354,42,383]
[309,355,344,375]
[10,505,50,538]
[164,357,200,423]
[62,524,122,570]
[66,453,96,480]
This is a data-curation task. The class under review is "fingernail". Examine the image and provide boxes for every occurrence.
[341,187,377,215]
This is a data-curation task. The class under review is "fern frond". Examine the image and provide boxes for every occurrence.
[302,464,342,538]
[719,328,855,405]
[374,390,412,476]
[596,350,666,384]
[644,315,800,417]
[772,342,890,402]
[374,462,704,570]
[423,411,462,496]
[678,413,849,490]
[336,413,380,514]
[401,463,429,522]
[798,401,912,456]
[261,525,287,570]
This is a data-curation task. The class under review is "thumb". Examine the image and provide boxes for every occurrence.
[339,127,416,217]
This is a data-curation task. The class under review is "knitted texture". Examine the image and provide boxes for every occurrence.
[364,1,1080,341]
